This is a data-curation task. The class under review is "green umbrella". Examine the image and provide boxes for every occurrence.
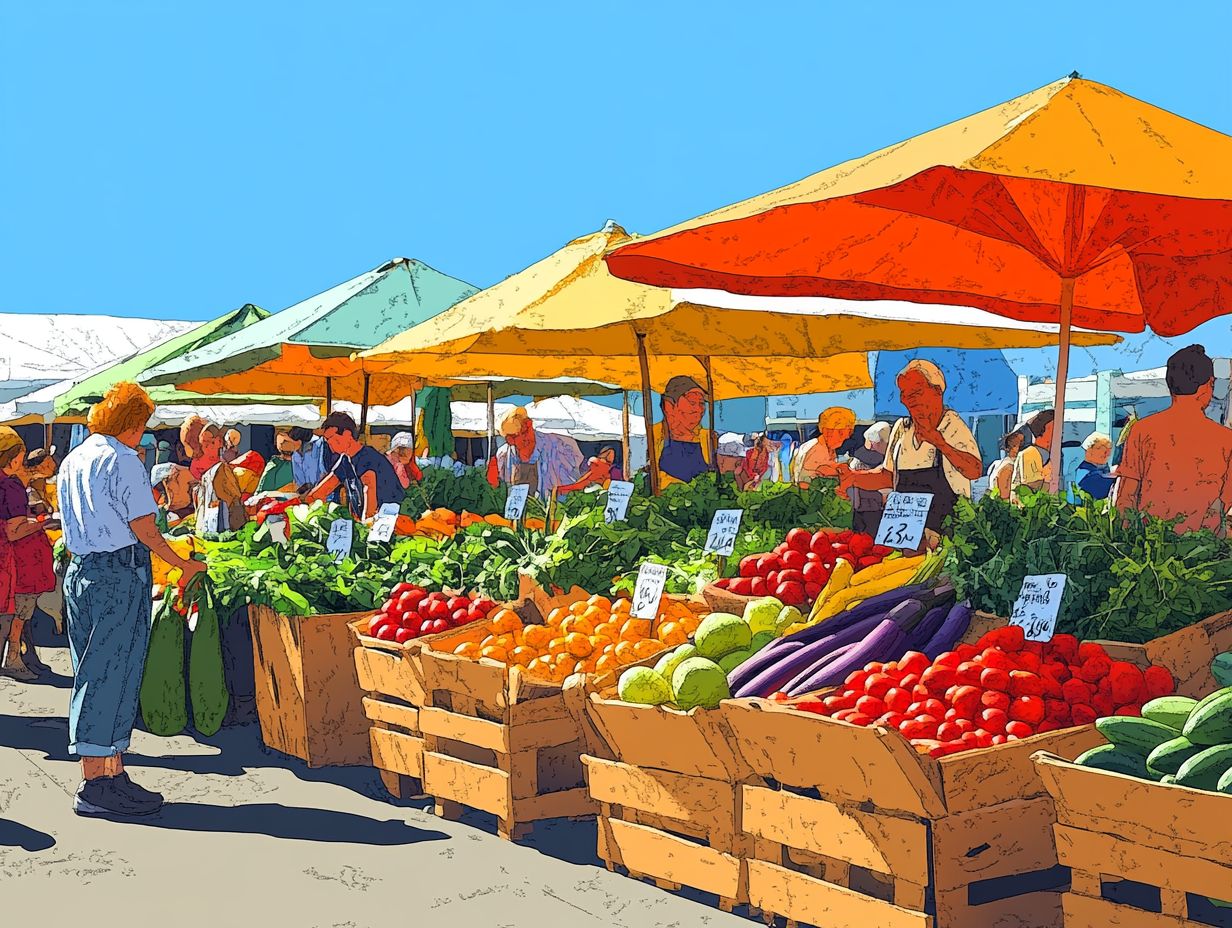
[56,303,270,418]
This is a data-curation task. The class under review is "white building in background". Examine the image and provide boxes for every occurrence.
[1020,358,1232,447]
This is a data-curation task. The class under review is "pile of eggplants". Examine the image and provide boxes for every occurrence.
[729,581,973,699]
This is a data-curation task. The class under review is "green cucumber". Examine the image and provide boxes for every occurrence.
[1095,717,1179,755]
[188,596,229,737]
[1181,687,1232,746]
[1075,744,1151,778]
[1141,695,1198,731]
[1175,744,1232,791]
[1212,652,1232,688]
[1218,767,1232,794]
[1146,736,1205,777]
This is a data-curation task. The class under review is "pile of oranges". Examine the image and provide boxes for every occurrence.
[453,594,701,682]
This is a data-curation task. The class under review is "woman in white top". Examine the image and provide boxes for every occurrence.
[988,429,1027,500]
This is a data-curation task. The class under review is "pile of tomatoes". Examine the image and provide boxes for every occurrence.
[713,528,892,607]
[365,582,498,644]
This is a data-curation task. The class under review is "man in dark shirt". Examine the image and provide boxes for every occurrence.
[303,412,403,520]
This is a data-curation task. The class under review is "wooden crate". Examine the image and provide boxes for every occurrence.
[583,686,763,910]
[723,698,1103,928]
[1035,752,1232,928]
[249,606,374,767]
[1098,608,1232,699]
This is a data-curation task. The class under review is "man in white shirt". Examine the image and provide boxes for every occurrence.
[838,360,983,543]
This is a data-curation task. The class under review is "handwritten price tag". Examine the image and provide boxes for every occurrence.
[198,505,221,536]
[604,481,634,523]
[630,562,669,619]
[267,518,289,547]
[1010,574,1067,642]
[874,492,934,551]
[369,513,397,544]
[704,509,743,556]
[378,503,401,517]
[327,518,353,562]
[505,484,530,521]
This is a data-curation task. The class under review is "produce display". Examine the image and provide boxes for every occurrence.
[453,594,701,683]
[945,490,1232,643]
[797,626,1177,757]
[364,582,498,643]
[1076,653,1232,791]
[712,528,893,606]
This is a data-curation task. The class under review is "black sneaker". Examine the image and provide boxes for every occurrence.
[73,776,162,817]
[112,772,164,807]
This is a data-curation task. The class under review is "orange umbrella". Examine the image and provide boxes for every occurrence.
[606,75,1232,491]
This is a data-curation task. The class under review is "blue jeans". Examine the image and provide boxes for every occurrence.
[64,545,153,758]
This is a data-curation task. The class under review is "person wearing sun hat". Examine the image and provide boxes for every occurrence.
[651,374,716,487]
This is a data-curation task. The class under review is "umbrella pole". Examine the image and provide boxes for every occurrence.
[700,355,718,477]
[621,391,631,479]
[325,377,333,415]
[486,381,496,461]
[410,387,419,458]
[636,332,661,496]
[360,372,371,437]
[1049,278,1076,495]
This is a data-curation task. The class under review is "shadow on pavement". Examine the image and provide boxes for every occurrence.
[0,817,56,851]
[105,802,450,846]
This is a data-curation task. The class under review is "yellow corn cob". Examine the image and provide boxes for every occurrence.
[848,554,925,587]
[809,558,855,621]
[811,563,919,624]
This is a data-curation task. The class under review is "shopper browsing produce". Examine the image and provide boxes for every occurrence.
[1113,344,1232,534]
[1011,409,1056,496]
[386,431,423,489]
[1066,432,1115,502]
[838,360,983,543]
[304,411,403,521]
[987,428,1027,500]
[58,382,205,818]
[256,430,298,494]
[848,421,891,535]
[792,407,856,483]
[494,406,584,499]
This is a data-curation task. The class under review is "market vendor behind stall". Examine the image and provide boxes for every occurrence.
[838,359,982,543]
[651,375,715,487]
[493,406,583,499]
[303,411,403,520]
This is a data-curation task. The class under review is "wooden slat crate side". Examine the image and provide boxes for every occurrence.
[1054,824,1232,905]
[513,786,595,823]
[584,756,740,843]
[745,858,931,928]
[419,706,510,754]
[930,796,1061,892]
[598,816,745,902]
[1035,752,1232,860]
[936,726,1102,814]
[420,647,511,716]
[361,697,419,732]
[422,750,511,819]
[741,785,929,887]
[369,727,424,780]
[935,887,1065,928]
[353,645,426,707]
[586,694,756,782]
[722,699,945,819]
[1063,892,1206,928]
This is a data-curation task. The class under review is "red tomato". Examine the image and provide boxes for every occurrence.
[398,590,425,613]
[765,571,781,589]
[1071,704,1098,726]
[426,591,448,603]
[750,577,769,597]
[822,694,857,712]
[775,580,806,606]
[738,555,760,578]
[844,669,870,689]
[981,690,1011,712]
[847,533,874,557]
[367,615,388,635]
[980,707,1008,733]
[951,685,983,719]
[1005,720,1034,739]
[755,554,782,576]
[876,712,906,730]
[804,581,823,601]
[900,718,938,740]
[979,667,1010,692]
[1008,696,1045,726]
[956,661,983,686]
[777,569,805,586]
[781,548,807,571]
[431,618,449,634]
[427,599,451,621]
[921,665,956,695]
[785,527,812,552]
[801,562,827,585]
[376,624,398,641]
[451,608,469,625]
[394,627,415,644]
[392,581,415,598]
[912,684,932,701]
[419,619,434,636]
[937,721,963,742]
[933,651,962,669]
[809,533,832,555]
[855,695,886,718]
[730,578,754,596]
[857,556,881,568]
[976,648,1015,672]
[864,673,895,699]
[1008,671,1045,698]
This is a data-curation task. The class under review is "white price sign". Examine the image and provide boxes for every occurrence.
[369,514,397,544]
[1009,574,1067,642]
[874,492,934,551]
[504,484,530,521]
[378,503,401,517]
[604,481,634,523]
[267,518,289,547]
[198,505,221,536]
[630,562,669,619]
[327,518,353,562]
[704,509,743,556]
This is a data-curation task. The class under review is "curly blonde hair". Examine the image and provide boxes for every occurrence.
[88,382,155,438]
[818,406,857,433]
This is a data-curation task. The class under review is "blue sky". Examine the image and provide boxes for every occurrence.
[3,2,1230,379]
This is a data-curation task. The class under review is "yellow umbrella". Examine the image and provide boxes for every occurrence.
[361,223,1116,491]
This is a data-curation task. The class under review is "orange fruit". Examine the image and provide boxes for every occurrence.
[569,600,589,616]
[481,634,499,649]
[656,621,688,646]
[581,605,606,626]
[611,598,632,615]
[620,618,652,641]
[614,641,638,665]
[522,624,551,649]
[546,607,567,627]
[587,594,613,612]
[633,639,662,659]
[548,637,567,655]
[480,645,508,663]
[565,632,593,658]
[578,657,598,674]
[587,634,607,653]
[490,609,523,635]
[595,653,617,675]
[509,646,536,666]
[494,632,517,650]
[454,641,481,658]
[527,657,548,676]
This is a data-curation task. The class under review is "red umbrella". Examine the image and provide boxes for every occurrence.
[606,75,1232,490]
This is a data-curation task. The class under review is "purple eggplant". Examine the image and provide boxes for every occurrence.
[733,614,883,698]
[780,642,859,695]
[726,640,807,692]
[883,598,926,633]
[789,619,909,694]
[775,583,932,648]
[922,602,974,659]
[909,605,949,648]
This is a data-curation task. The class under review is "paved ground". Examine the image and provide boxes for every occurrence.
[0,620,753,928]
